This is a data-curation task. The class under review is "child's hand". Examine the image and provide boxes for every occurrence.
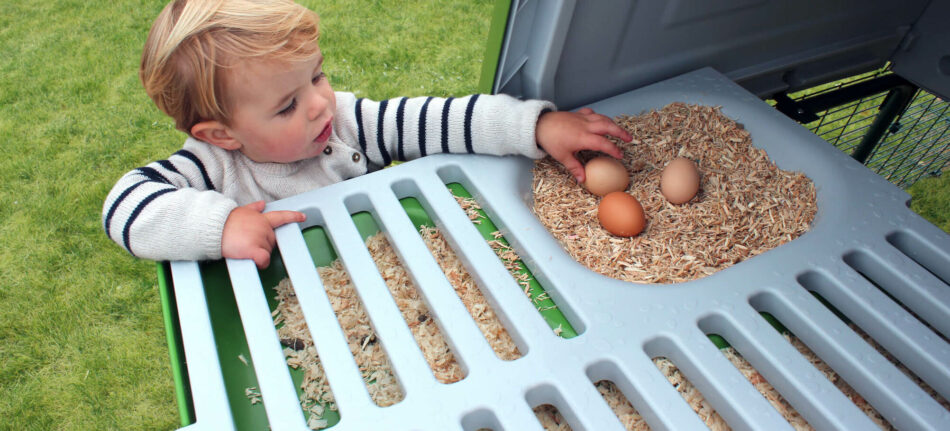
[536,108,632,183]
[221,200,306,269]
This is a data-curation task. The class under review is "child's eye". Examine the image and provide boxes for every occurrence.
[278,98,297,116]
[312,72,325,84]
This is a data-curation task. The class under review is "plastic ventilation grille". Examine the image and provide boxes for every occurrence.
[170,68,950,431]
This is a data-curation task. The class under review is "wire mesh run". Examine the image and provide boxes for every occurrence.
[782,70,950,189]
[866,94,950,188]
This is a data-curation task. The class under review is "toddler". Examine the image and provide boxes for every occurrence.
[103,0,630,268]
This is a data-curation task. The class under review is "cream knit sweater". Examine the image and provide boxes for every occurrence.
[102,91,553,262]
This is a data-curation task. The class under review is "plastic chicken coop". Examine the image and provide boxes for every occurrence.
[158,1,950,430]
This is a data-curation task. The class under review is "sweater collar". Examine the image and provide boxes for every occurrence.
[240,155,306,177]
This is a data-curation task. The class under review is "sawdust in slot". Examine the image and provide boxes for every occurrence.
[273,260,404,411]
[453,195,539,303]
[419,223,522,360]
[535,404,572,431]
[595,380,649,430]
[454,193,568,320]
[531,102,817,284]
[365,233,464,383]
[653,357,729,429]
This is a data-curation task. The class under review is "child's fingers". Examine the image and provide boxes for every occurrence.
[557,154,585,183]
[579,133,623,159]
[579,109,632,143]
[244,200,267,212]
[588,116,632,142]
[264,210,306,228]
[250,247,271,269]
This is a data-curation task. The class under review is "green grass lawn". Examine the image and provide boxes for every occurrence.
[1,1,948,430]
[909,172,950,233]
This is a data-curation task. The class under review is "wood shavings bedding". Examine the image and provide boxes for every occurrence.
[532,102,817,284]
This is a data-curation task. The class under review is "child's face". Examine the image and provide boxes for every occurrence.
[225,49,336,163]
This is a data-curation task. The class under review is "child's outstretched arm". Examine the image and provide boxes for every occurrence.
[102,148,303,267]
[337,93,629,181]
[336,92,556,167]
[535,107,632,183]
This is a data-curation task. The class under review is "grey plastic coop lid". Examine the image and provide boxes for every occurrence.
[492,0,941,109]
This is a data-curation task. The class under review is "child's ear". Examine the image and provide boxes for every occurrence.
[191,120,242,151]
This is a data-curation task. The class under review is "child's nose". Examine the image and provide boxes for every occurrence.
[306,90,327,121]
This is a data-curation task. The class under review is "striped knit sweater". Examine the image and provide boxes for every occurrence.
[102,91,554,262]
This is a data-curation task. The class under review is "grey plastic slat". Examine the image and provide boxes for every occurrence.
[857,236,950,337]
[320,198,439,395]
[416,175,555,345]
[757,283,947,431]
[614,351,710,431]
[170,261,237,431]
[555,370,627,431]
[172,68,950,430]
[276,223,375,411]
[805,260,950,402]
[887,215,950,285]
[369,188,501,368]
[227,259,309,430]
[670,329,796,431]
[701,305,881,430]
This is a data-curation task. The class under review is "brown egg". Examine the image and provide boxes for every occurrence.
[584,156,630,196]
[660,157,700,204]
[598,191,646,237]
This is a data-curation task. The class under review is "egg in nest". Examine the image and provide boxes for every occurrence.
[597,191,646,237]
[584,156,629,196]
[660,157,700,204]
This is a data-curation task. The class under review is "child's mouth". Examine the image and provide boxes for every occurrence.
[316,122,332,143]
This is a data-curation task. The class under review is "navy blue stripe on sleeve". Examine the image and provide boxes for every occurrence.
[440,97,455,154]
[122,188,175,255]
[463,94,479,154]
[157,159,180,176]
[104,179,149,233]
[156,159,190,187]
[396,97,407,161]
[355,98,367,155]
[376,99,391,166]
[418,97,434,157]
[173,149,215,190]
[135,166,172,185]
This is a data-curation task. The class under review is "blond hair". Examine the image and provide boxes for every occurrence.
[140,0,320,133]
